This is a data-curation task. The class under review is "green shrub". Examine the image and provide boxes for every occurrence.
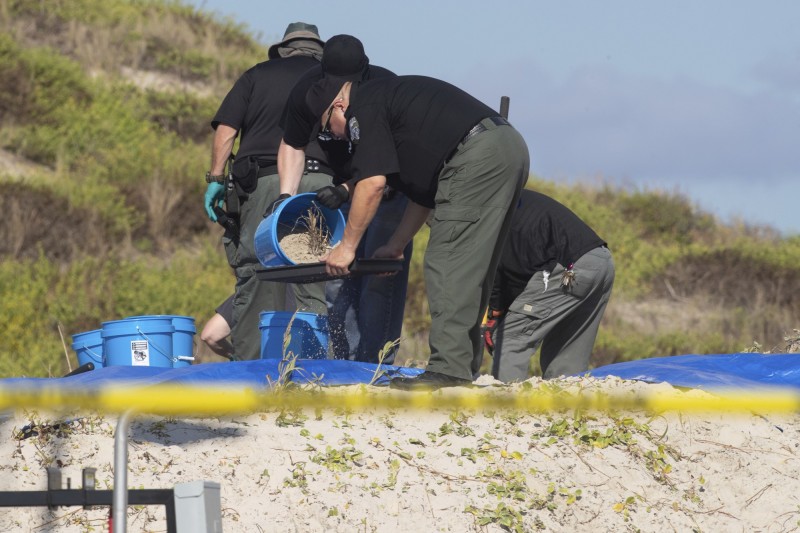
[617,189,716,245]
[593,328,732,367]
[8,0,141,24]
[0,35,92,132]
[6,0,264,90]
[0,179,126,262]
[403,227,430,339]
[0,257,65,377]
[152,46,215,79]
[141,89,218,142]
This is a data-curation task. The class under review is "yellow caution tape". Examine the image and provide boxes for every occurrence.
[1,384,799,416]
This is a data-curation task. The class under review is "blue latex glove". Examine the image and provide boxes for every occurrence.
[204,182,226,222]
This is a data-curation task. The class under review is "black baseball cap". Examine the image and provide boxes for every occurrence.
[305,35,370,121]
[305,76,347,121]
[322,34,369,80]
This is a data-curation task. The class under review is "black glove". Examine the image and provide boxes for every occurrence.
[315,185,350,209]
[265,193,290,217]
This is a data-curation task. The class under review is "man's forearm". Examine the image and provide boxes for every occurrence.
[277,140,307,195]
[387,201,431,250]
[340,175,386,253]
[211,124,238,175]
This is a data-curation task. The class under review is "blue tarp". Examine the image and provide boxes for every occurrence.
[0,359,424,389]
[2,353,800,390]
[587,352,800,390]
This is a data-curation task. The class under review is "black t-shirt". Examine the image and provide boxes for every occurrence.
[212,55,324,163]
[343,75,497,207]
[489,190,607,311]
[281,64,396,180]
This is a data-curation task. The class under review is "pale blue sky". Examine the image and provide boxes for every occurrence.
[189,0,800,234]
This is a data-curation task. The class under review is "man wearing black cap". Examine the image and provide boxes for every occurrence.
[306,71,530,390]
[276,35,413,364]
[204,22,334,361]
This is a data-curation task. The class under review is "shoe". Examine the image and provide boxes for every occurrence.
[389,371,472,391]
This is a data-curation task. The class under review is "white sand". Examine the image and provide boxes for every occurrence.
[1,376,799,532]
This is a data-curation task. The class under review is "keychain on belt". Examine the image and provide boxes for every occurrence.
[561,263,576,289]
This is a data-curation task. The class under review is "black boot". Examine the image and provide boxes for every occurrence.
[389,371,472,391]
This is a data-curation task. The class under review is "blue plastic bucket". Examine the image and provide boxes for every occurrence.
[71,329,104,369]
[101,317,175,368]
[126,315,196,368]
[169,316,196,368]
[259,311,329,359]
[254,193,347,267]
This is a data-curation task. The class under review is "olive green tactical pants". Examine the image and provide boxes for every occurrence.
[491,246,615,382]
[225,171,332,360]
[424,119,529,381]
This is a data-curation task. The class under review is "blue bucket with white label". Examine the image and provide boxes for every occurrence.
[254,193,346,267]
[126,315,196,368]
[259,311,329,359]
[70,329,104,369]
[101,317,175,368]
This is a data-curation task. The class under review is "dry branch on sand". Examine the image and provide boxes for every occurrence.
[278,205,333,264]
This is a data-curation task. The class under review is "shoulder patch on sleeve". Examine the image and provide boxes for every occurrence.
[347,116,360,144]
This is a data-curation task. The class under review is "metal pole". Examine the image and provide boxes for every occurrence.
[499,96,510,119]
[113,410,134,533]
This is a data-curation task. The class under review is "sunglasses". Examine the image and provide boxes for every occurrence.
[317,105,336,142]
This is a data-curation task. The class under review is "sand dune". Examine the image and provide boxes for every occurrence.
[1,376,798,532]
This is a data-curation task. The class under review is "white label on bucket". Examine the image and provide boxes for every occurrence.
[131,340,150,366]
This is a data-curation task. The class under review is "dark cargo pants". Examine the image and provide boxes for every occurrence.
[424,119,529,381]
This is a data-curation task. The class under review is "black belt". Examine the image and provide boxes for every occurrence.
[255,158,335,178]
[461,116,510,145]
[250,159,277,178]
[444,116,511,165]
[256,164,278,178]
[303,158,336,177]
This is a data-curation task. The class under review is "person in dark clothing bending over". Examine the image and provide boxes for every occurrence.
[483,189,615,382]
[306,68,530,390]
[277,35,412,364]
[204,22,333,360]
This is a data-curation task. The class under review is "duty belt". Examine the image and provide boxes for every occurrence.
[461,116,510,145]
[256,162,278,178]
[254,158,335,179]
[445,116,511,165]
[303,158,335,177]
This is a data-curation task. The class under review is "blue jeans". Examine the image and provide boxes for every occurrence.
[326,192,412,364]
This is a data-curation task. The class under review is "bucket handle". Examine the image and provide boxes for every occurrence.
[84,345,102,360]
[136,326,173,359]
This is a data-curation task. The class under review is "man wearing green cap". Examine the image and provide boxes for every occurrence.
[204,22,334,361]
